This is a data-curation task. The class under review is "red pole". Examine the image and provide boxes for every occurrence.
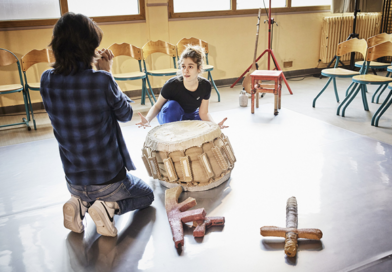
[267,0,272,70]
[230,0,293,94]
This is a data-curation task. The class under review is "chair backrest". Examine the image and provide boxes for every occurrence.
[0,48,24,85]
[142,40,176,59]
[366,41,392,62]
[367,33,392,47]
[108,43,143,60]
[336,38,367,59]
[0,48,18,67]
[176,37,209,57]
[21,48,55,72]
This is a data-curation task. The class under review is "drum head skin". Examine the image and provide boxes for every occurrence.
[145,121,222,153]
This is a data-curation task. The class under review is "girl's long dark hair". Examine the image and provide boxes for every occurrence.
[50,12,103,75]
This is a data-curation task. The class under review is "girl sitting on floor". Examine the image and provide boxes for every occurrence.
[136,45,228,129]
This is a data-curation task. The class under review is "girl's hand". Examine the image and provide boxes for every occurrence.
[136,112,151,129]
[218,117,229,129]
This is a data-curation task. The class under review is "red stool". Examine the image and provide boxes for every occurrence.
[250,70,283,116]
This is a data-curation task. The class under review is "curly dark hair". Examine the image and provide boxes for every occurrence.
[50,12,103,75]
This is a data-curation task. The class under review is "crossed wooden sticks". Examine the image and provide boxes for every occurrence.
[165,186,225,248]
[260,196,323,257]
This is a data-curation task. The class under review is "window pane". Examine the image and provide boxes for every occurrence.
[173,0,230,13]
[292,0,331,7]
[68,0,139,17]
[237,0,286,9]
[0,0,60,21]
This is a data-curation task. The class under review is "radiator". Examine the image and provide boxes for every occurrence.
[320,13,382,63]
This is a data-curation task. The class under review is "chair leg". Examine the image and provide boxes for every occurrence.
[278,79,282,109]
[142,78,153,106]
[251,91,255,114]
[333,78,339,103]
[337,82,357,115]
[25,89,37,130]
[312,77,332,108]
[141,79,146,105]
[145,75,157,102]
[338,83,361,117]
[274,94,278,116]
[361,85,369,111]
[346,81,354,97]
[372,90,392,126]
[376,84,389,104]
[21,90,31,130]
[375,95,392,127]
[372,72,390,103]
[208,71,220,102]
[342,84,362,117]
[372,84,385,103]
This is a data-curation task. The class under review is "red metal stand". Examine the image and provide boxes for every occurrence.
[230,1,293,95]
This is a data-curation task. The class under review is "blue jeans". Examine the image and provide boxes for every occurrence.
[66,173,154,215]
[157,100,201,125]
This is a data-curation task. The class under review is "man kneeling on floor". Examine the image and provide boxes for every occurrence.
[40,12,154,237]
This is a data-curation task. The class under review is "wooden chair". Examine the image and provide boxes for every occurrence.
[354,33,392,72]
[142,40,177,96]
[108,43,155,106]
[21,48,55,130]
[0,48,31,130]
[354,33,392,103]
[337,41,392,119]
[176,37,220,102]
[313,38,367,108]
[251,70,282,116]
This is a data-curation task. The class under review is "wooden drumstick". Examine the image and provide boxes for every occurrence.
[260,226,322,240]
[285,196,298,257]
[193,216,225,238]
[165,186,206,248]
[260,197,323,257]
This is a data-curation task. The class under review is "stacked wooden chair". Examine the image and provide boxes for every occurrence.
[354,33,392,75]
[0,48,31,130]
[108,43,155,106]
[1,39,220,130]
[21,48,55,130]
[313,38,367,108]
[142,40,177,102]
[337,41,392,127]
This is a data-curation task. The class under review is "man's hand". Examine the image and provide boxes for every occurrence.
[218,117,228,129]
[136,112,151,129]
[95,48,114,73]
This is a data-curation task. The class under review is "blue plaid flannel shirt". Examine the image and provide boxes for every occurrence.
[40,66,136,186]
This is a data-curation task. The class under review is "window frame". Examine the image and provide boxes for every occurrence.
[168,0,330,19]
[0,0,146,29]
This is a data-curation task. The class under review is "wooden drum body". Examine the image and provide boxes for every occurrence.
[142,121,236,191]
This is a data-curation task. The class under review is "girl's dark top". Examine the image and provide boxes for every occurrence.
[160,77,211,113]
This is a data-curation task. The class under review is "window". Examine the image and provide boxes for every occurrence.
[0,0,60,21]
[67,0,139,17]
[168,0,331,19]
[237,0,286,10]
[292,0,331,7]
[0,0,145,29]
[173,0,230,13]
